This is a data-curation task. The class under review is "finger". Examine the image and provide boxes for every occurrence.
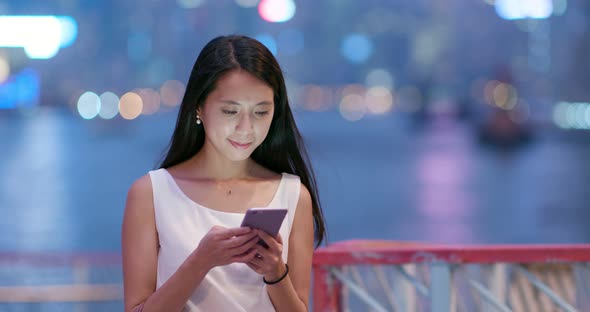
[257,230,281,251]
[225,230,258,248]
[248,252,264,264]
[222,226,252,239]
[230,235,260,255]
[232,248,258,263]
[252,244,275,261]
[248,251,267,268]
[208,225,225,238]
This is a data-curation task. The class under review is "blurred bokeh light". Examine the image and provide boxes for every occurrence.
[0,57,9,84]
[119,92,143,120]
[341,33,373,64]
[495,0,553,20]
[160,80,185,107]
[99,92,120,120]
[0,16,78,59]
[258,0,296,23]
[77,91,101,120]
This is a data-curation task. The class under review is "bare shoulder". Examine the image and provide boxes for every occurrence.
[298,182,312,208]
[127,174,153,200]
[124,174,155,219]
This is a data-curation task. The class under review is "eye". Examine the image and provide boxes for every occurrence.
[255,111,269,116]
[222,109,237,115]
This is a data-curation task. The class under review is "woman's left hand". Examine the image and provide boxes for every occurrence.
[245,231,286,281]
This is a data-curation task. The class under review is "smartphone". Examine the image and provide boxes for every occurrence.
[240,208,288,248]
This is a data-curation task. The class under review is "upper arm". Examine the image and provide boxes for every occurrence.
[122,174,159,311]
[287,183,315,307]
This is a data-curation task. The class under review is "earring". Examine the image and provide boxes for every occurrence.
[196,114,201,125]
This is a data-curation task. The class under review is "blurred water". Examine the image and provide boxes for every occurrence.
[1,108,590,252]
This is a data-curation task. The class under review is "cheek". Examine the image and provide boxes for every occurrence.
[204,117,234,138]
[255,119,273,140]
[218,125,237,140]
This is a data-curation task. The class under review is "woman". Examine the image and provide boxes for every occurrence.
[121,35,327,311]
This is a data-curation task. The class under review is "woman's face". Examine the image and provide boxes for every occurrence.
[198,69,275,161]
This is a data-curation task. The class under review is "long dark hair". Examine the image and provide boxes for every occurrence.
[159,35,326,247]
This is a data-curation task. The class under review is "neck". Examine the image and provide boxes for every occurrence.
[189,143,255,180]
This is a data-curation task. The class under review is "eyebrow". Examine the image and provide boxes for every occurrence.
[220,100,272,106]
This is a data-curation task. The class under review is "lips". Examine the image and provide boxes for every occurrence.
[228,139,252,150]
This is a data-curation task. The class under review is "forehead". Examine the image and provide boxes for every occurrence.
[208,69,274,104]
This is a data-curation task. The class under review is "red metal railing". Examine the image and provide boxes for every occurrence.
[313,240,590,312]
[3,243,590,311]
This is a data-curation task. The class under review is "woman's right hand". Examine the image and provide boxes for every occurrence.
[193,225,260,270]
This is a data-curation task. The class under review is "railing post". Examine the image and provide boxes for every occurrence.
[430,262,451,312]
[485,263,507,312]
[393,264,418,312]
[313,264,342,312]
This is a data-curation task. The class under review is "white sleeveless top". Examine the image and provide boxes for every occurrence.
[148,168,301,311]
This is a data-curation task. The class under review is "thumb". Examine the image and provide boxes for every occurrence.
[276,233,283,244]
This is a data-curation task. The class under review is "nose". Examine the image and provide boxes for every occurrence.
[235,112,253,134]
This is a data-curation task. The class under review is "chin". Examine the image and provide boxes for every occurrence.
[227,154,251,162]
[224,149,254,162]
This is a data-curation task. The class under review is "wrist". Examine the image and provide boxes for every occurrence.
[264,262,289,285]
[187,248,213,274]
[264,260,285,281]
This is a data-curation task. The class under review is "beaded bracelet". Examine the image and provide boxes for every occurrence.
[263,264,289,285]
